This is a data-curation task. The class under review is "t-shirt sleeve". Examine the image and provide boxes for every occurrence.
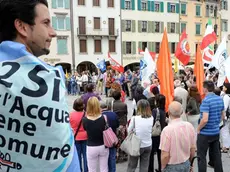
[159,128,170,152]
[200,98,209,113]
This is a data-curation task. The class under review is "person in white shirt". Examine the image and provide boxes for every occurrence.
[127,99,153,172]
[174,79,188,112]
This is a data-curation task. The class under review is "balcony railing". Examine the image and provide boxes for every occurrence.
[77,27,119,36]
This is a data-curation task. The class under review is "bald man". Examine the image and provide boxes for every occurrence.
[159,102,196,172]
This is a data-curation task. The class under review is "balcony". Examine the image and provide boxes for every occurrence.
[77,27,119,37]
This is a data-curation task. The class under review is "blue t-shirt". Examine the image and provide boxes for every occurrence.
[199,93,224,136]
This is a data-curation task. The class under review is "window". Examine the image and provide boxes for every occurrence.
[196,23,201,35]
[80,40,87,53]
[181,23,186,33]
[181,4,186,15]
[94,17,100,29]
[171,43,176,53]
[170,23,176,33]
[108,0,114,7]
[170,4,176,13]
[57,16,66,30]
[126,20,131,31]
[109,40,116,52]
[78,0,85,5]
[195,43,198,53]
[126,42,132,54]
[156,42,160,53]
[57,38,68,54]
[155,22,160,33]
[57,0,65,8]
[141,1,147,10]
[94,40,101,53]
[222,20,228,32]
[125,0,131,9]
[196,5,201,16]
[206,5,209,17]
[142,42,147,51]
[142,21,147,32]
[223,1,228,10]
[154,3,160,12]
[214,6,217,17]
[93,0,100,6]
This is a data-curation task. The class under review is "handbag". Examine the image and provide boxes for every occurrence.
[152,108,161,136]
[103,115,118,148]
[74,112,85,139]
[120,117,141,156]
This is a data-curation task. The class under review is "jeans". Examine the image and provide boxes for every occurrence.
[149,136,161,172]
[108,147,116,172]
[127,146,152,172]
[71,83,77,95]
[163,160,190,172]
[87,145,109,172]
[75,140,88,172]
[197,134,223,172]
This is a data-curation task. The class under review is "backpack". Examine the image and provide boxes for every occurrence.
[152,108,161,136]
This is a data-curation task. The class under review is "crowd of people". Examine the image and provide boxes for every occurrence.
[69,66,230,172]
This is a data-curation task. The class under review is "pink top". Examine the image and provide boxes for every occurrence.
[70,111,88,141]
[159,118,196,165]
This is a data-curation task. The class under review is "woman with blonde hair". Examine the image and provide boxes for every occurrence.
[127,99,153,172]
[83,97,109,172]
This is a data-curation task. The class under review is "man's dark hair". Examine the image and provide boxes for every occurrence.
[112,90,121,100]
[0,0,48,43]
[203,80,215,92]
[86,83,94,92]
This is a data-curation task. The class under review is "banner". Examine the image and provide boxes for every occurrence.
[0,41,79,172]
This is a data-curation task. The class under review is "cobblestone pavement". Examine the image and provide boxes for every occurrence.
[66,95,230,172]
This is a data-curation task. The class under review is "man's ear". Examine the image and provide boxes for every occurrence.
[14,19,29,38]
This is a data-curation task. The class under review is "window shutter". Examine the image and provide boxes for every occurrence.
[66,17,71,30]
[52,0,57,8]
[138,0,141,11]
[167,22,171,33]
[132,20,136,32]
[176,23,180,34]
[138,21,142,32]
[132,0,135,10]
[121,0,125,9]
[152,42,156,52]
[138,42,142,50]
[57,39,67,54]
[122,20,125,32]
[132,42,136,54]
[122,41,126,54]
[148,21,152,33]
[151,1,155,12]
[168,42,171,53]
[152,22,155,33]
[148,42,152,51]
[160,2,164,12]
[167,2,171,12]
[148,1,151,11]
[226,2,228,10]
[176,3,180,13]
[52,17,57,30]
[65,0,70,9]
[161,22,164,33]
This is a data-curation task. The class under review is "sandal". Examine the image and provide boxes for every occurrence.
[221,148,228,153]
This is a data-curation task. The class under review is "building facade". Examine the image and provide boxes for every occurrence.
[220,0,229,52]
[121,0,180,69]
[39,0,73,72]
[73,0,122,73]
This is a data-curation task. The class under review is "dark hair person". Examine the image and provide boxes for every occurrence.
[0,0,80,171]
[127,99,153,172]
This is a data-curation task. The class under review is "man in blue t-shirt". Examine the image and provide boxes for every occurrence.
[197,81,225,172]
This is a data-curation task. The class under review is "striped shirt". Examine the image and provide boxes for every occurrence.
[159,118,196,165]
[199,93,224,136]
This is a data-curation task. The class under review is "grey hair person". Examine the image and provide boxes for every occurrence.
[168,101,183,118]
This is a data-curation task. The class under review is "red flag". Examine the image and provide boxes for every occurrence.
[157,29,174,111]
[175,30,190,65]
[108,52,124,73]
[138,48,156,60]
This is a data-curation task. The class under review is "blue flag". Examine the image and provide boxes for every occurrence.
[97,59,106,72]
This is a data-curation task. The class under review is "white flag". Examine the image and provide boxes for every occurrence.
[141,48,156,87]
[224,56,230,82]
